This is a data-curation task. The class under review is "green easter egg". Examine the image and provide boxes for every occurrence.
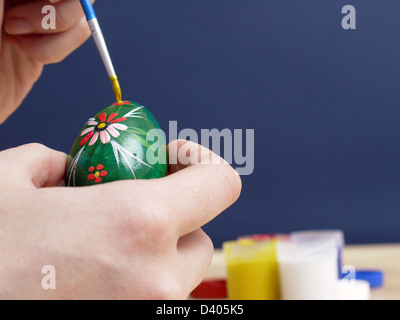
[65,101,167,187]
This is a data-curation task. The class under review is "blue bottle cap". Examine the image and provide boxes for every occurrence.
[355,270,384,288]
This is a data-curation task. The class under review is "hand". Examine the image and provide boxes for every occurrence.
[0,141,241,299]
[0,0,93,123]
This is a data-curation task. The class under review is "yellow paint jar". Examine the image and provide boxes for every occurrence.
[223,239,280,300]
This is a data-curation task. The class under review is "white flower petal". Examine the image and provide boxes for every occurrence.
[106,126,120,138]
[80,126,95,136]
[100,130,111,144]
[89,132,99,146]
[87,121,99,126]
[110,123,128,131]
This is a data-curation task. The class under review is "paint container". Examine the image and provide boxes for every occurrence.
[336,279,370,300]
[277,239,338,300]
[290,230,345,277]
[190,280,227,299]
[223,239,280,300]
[355,270,384,289]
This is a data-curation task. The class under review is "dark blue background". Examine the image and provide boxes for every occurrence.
[1,1,400,247]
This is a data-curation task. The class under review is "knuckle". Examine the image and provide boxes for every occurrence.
[149,276,186,300]
[140,202,173,246]
[104,184,173,249]
[23,142,48,153]
[53,15,69,32]
[52,7,77,32]
[106,198,143,237]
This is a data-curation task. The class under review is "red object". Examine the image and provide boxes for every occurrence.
[111,101,131,106]
[87,164,108,183]
[107,113,118,122]
[98,113,107,123]
[80,131,94,146]
[111,117,127,123]
[100,170,108,177]
[190,280,227,299]
[237,234,290,242]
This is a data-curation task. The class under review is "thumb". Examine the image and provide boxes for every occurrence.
[0,143,67,188]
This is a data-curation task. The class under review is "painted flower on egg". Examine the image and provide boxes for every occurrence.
[80,112,128,146]
[88,164,108,184]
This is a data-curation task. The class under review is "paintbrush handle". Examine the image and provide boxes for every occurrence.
[80,0,116,77]
[80,0,96,20]
[80,0,122,102]
[88,19,117,78]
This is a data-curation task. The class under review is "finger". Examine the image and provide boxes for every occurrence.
[159,140,242,236]
[176,229,214,294]
[167,139,228,174]
[4,0,94,35]
[7,16,91,64]
[0,143,67,188]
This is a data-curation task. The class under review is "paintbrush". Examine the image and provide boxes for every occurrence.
[80,0,122,103]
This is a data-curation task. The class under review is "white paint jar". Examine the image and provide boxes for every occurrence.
[290,230,345,277]
[277,239,338,300]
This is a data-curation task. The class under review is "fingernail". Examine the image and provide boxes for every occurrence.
[5,18,34,35]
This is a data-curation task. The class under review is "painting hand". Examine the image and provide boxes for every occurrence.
[0,0,94,123]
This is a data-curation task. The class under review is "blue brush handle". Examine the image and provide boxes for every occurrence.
[80,0,96,21]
